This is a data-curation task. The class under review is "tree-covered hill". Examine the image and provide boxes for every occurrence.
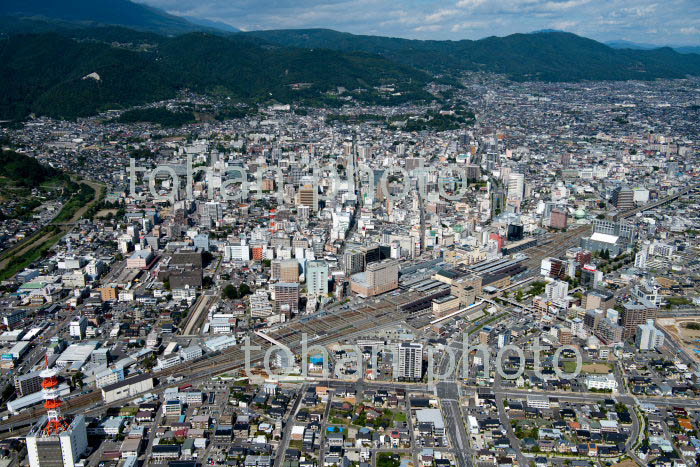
[0,149,58,186]
[0,32,432,120]
[243,29,700,81]
[2,21,700,122]
[0,0,222,35]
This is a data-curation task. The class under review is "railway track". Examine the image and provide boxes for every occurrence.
[0,225,586,436]
[0,296,410,436]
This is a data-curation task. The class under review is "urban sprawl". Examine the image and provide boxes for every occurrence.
[0,74,699,467]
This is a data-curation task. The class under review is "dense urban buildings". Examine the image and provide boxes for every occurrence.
[0,21,697,467]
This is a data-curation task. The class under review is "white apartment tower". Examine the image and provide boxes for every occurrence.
[396,343,423,381]
[507,173,525,201]
[306,260,329,297]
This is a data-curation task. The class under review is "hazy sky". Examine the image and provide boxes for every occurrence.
[137,0,700,45]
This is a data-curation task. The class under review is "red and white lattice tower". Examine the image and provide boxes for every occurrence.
[40,357,68,435]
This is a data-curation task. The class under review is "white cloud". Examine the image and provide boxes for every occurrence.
[413,24,443,32]
[425,9,458,23]
[136,0,700,45]
[541,0,591,11]
[621,4,657,17]
[455,0,488,8]
[551,20,578,30]
[450,20,489,32]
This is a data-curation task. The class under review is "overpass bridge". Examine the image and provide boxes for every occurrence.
[617,181,700,220]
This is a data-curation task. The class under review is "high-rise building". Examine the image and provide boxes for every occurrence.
[634,248,648,269]
[583,290,615,311]
[26,363,88,467]
[575,249,593,266]
[306,260,329,297]
[272,259,300,283]
[350,259,399,297]
[545,280,569,308]
[611,187,635,211]
[570,318,585,339]
[15,371,43,397]
[580,265,603,289]
[507,224,524,241]
[465,164,481,181]
[540,257,567,278]
[621,300,657,340]
[202,201,223,226]
[490,187,506,218]
[342,249,365,276]
[405,157,424,173]
[342,244,381,275]
[273,283,300,316]
[343,141,353,158]
[69,317,87,340]
[497,330,511,349]
[26,415,88,467]
[297,184,318,212]
[560,153,571,167]
[636,320,665,350]
[507,173,525,201]
[395,343,423,381]
[478,330,490,345]
[550,209,568,230]
[584,308,604,332]
[193,234,210,252]
[596,317,624,345]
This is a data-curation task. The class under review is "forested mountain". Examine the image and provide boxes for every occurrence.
[0,32,431,120]
[0,0,227,35]
[243,29,700,81]
[1,4,699,122]
[607,40,700,55]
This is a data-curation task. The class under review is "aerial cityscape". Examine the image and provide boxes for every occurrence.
[0,1,699,467]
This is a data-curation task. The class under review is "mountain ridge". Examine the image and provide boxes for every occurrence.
[1,4,700,122]
[0,31,431,121]
[606,39,700,55]
[240,28,700,81]
[0,0,236,35]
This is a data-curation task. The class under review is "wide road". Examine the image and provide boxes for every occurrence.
[0,292,415,434]
[273,384,306,467]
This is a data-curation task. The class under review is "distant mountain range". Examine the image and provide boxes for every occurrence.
[0,0,238,35]
[606,39,700,55]
[181,15,240,33]
[0,0,699,121]
[241,29,700,81]
[0,31,430,120]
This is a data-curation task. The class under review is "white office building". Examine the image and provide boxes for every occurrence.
[69,317,88,339]
[224,240,250,262]
[507,173,525,201]
[395,343,423,381]
[585,373,618,391]
[545,280,569,307]
[636,320,665,351]
[26,415,88,467]
[95,368,125,389]
[180,345,203,362]
[306,260,329,297]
